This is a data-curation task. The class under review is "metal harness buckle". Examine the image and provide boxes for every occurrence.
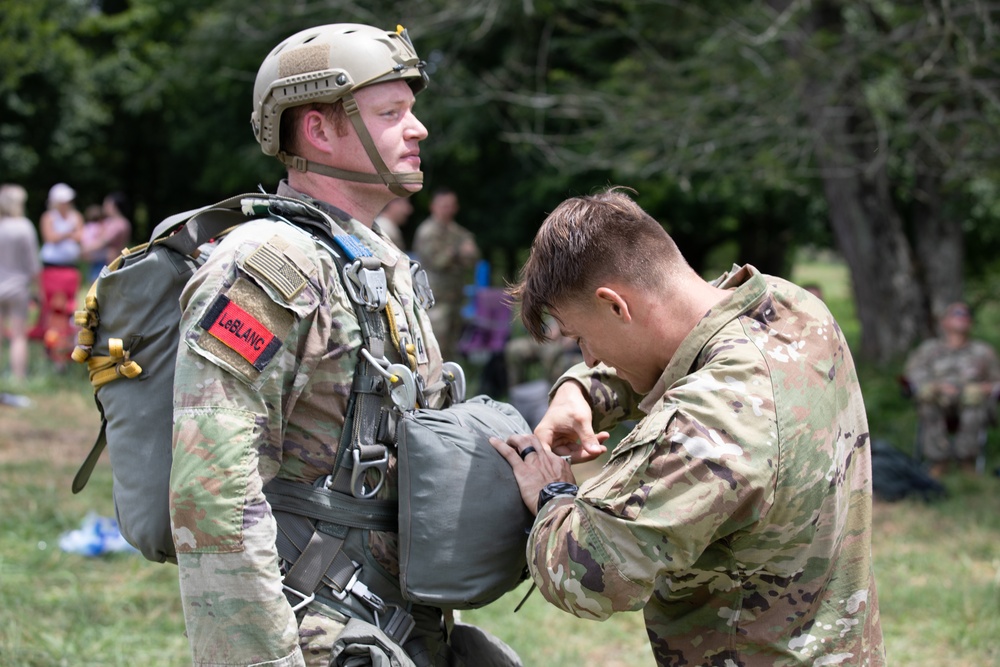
[442,361,467,404]
[327,561,387,614]
[343,259,388,311]
[409,262,435,310]
[360,348,418,413]
[350,445,389,499]
[282,583,316,613]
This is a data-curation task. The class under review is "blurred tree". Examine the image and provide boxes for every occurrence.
[465,0,1000,363]
[2,0,996,364]
[0,0,107,215]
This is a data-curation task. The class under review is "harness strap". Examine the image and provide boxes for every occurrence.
[272,508,415,645]
[264,477,397,530]
[278,515,350,601]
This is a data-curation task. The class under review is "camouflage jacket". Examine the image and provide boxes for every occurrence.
[170,182,442,666]
[904,337,1000,391]
[537,265,885,666]
[411,217,479,303]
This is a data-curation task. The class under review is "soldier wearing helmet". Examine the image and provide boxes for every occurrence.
[169,24,520,666]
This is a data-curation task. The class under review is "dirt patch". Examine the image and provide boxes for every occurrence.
[0,390,101,464]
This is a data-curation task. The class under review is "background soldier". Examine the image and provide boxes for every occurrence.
[904,301,1000,476]
[492,188,885,666]
[412,187,480,361]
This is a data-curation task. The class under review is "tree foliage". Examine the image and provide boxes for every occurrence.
[1,0,997,362]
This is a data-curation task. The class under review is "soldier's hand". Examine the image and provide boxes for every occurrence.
[534,381,608,464]
[490,434,575,515]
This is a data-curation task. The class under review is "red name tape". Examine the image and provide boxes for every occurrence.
[199,295,281,370]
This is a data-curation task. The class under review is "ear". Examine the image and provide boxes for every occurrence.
[300,109,336,153]
[594,286,632,323]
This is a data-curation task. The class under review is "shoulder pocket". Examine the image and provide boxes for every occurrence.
[582,405,678,521]
[238,231,324,318]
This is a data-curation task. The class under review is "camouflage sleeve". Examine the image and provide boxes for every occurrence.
[412,221,479,272]
[170,223,336,667]
[903,340,938,390]
[982,343,1000,383]
[528,356,777,620]
[550,362,644,432]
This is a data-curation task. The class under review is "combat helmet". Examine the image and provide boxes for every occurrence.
[251,23,428,197]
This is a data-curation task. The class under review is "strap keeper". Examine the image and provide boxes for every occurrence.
[342,95,359,116]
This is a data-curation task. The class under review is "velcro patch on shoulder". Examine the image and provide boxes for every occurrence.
[197,277,294,382]
[244,235,309,301]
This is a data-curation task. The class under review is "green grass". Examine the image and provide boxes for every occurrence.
[2,260,999,665]
[0,462,189,666]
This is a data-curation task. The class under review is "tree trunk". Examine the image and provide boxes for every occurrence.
[792,0,933,364]
[814,144,927,363]
[910,170,964,329]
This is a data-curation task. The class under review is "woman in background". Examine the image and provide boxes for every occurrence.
[34,182,83,370]
[0,184,41,381]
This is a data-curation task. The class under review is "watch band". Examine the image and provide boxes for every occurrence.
[537,482,579,513]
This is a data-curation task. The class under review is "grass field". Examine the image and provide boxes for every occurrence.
[1,257,998,665]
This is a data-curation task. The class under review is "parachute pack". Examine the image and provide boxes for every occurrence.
[70,193,531,626]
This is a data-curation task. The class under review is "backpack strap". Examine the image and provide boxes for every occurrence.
[249,196,423,641]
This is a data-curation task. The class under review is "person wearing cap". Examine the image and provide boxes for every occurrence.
[34,183,84,369]
[169,24,520,667]
[904,301,1000,476]
[490,188,884,666]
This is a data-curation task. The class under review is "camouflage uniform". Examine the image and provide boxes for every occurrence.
[411,217,479,361]
[904,338,1000,462]
[170,182,445,667]
[536,265,885,666]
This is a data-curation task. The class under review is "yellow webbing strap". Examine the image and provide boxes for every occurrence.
[383,304,417,370]
[86,336,143,390]
[71,233,217,387]
[72,280,102,363]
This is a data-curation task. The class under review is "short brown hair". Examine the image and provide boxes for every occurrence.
[510,187,688,340]
[279,102,349,156]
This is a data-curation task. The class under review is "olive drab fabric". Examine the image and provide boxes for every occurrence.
[538,265,885,666]
[411,217,479,361]
[396,396,532,608]
[71,196,253,563]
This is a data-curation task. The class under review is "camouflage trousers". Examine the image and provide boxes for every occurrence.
[916,399,989,462]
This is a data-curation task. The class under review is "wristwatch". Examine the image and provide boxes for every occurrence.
[537,482,579,513]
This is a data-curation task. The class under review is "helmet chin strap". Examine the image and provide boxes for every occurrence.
[277,92,422,199]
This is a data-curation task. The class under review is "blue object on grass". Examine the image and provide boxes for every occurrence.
[58,512,138,556]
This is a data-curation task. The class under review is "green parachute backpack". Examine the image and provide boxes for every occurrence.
[71,193,267,562]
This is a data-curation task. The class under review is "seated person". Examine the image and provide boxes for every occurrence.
[904,301,1000,476]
